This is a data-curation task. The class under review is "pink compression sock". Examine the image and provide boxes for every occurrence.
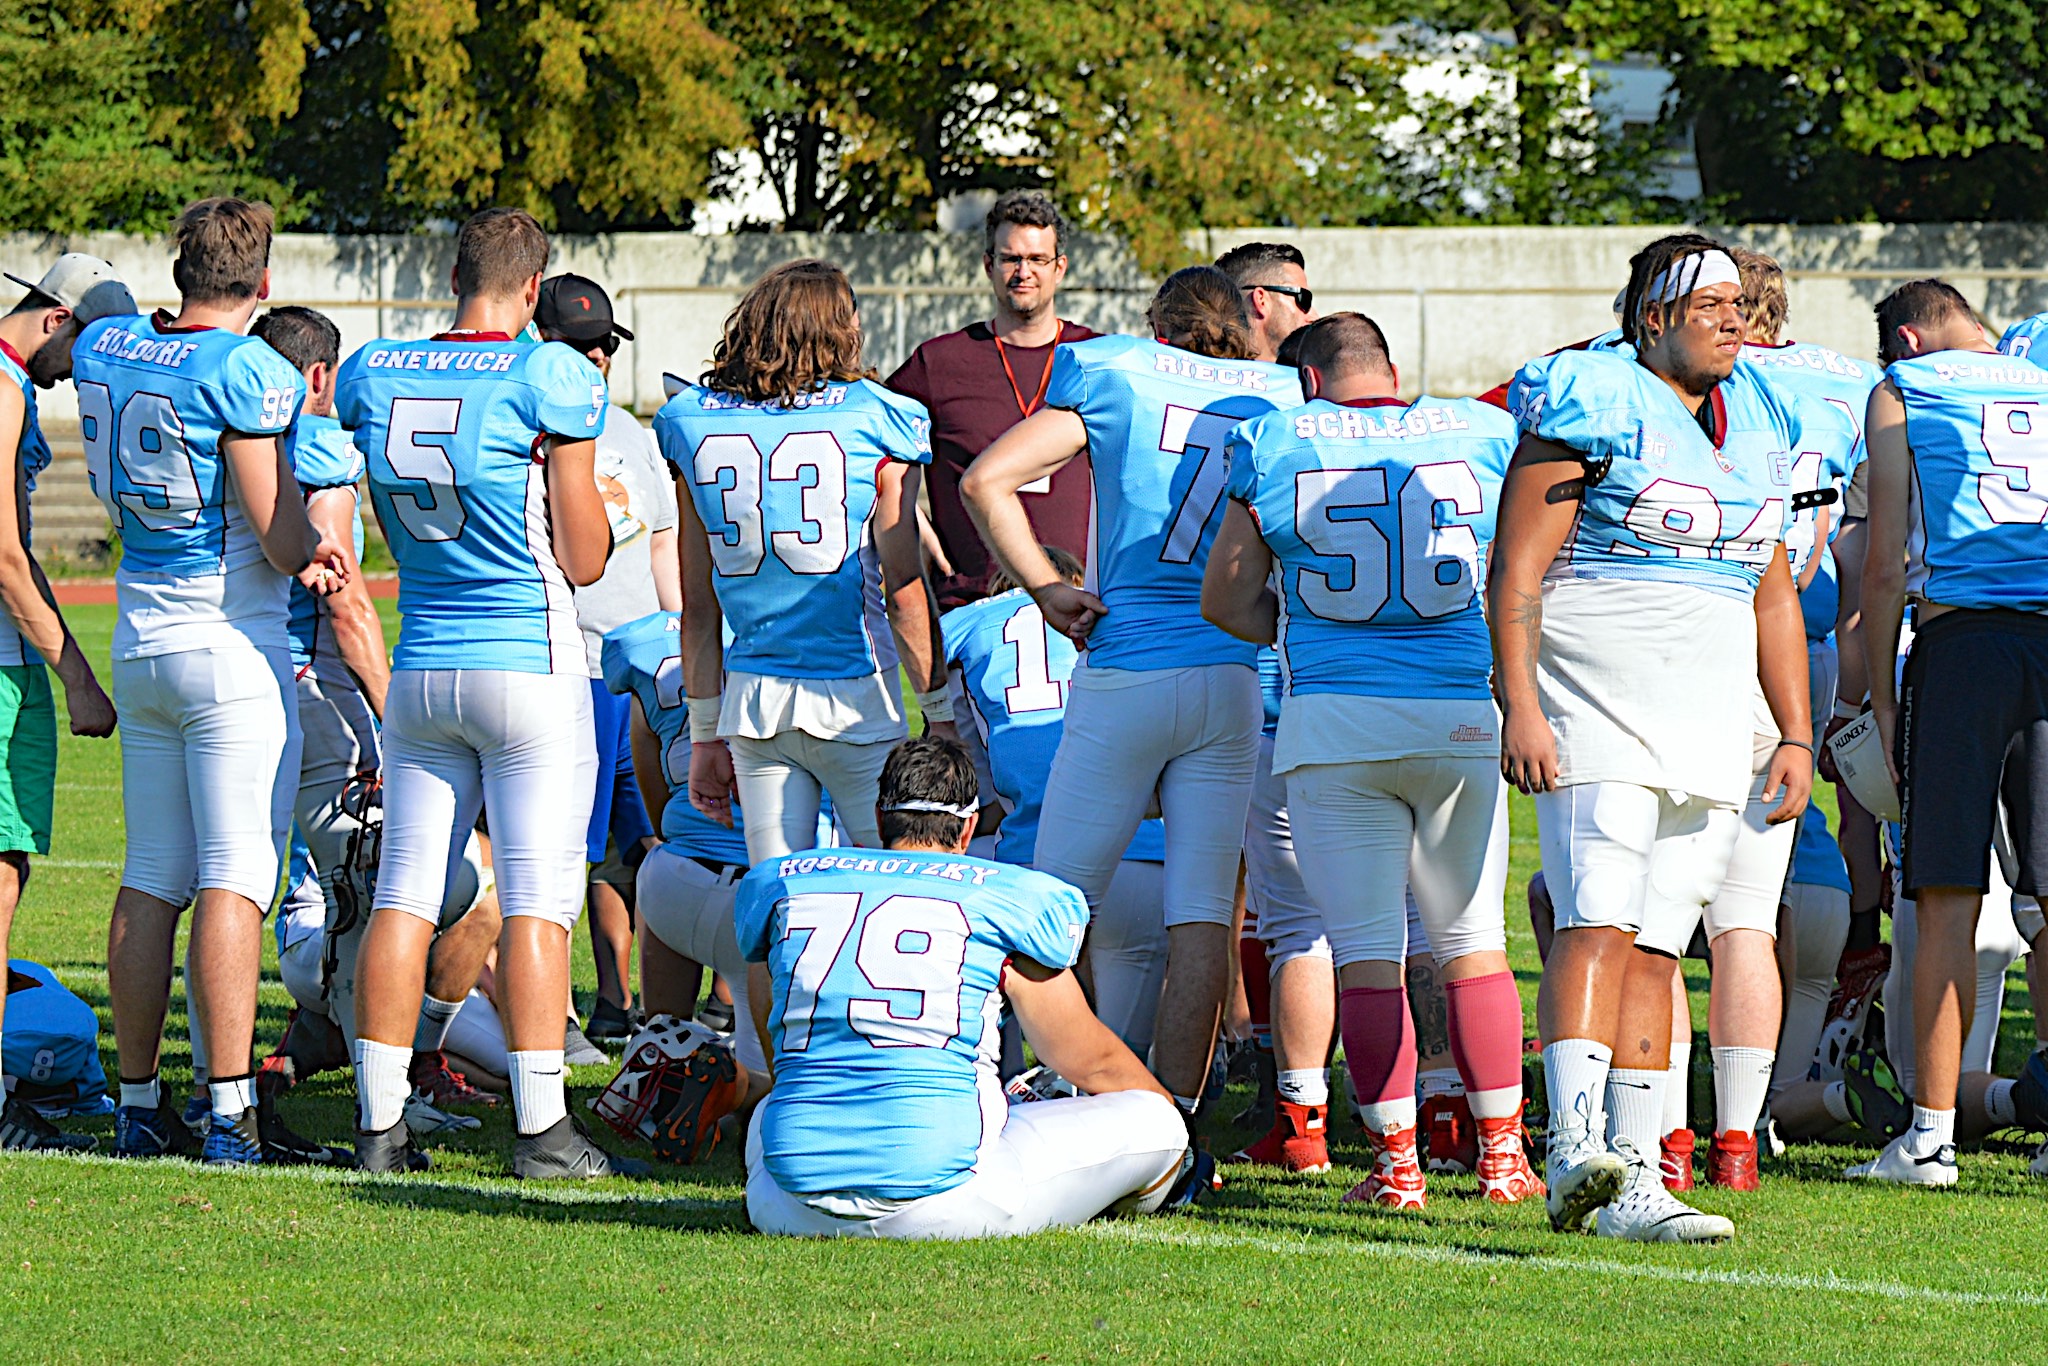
[1339,986,1416,1106]
[1444,970,1525,1095]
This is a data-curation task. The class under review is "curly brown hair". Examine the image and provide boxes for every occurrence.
[1732,247,1789,346]
[1148,265,1254,360]
[702,259,873,406]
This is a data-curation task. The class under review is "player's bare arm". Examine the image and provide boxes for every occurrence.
[1857,379,1912,779]
[1487,435,1584,794]
[223,430,340,583]
[542,434,609,587]
[305,485,390,719]
[676,488,736,826]
[1200,499,1278,644]
[0,386,113,735]
[1004,955,1173,1102]
[1753,542,1814,822]
[874,460,956,740]
[962,407,1104,644]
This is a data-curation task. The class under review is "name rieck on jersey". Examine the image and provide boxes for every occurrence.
[360,348,521,374]
[774,853,1001,884]
[1150,353,1273,390]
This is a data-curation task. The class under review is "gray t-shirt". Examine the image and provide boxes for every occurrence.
[574,403,679,672]
[1841,457,1869,522]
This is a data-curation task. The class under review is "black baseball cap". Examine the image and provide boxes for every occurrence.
[535,273,633,346]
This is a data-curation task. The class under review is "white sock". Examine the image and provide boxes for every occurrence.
[413,994,464,1053]
[1276,1068,1329,1107]
[1542,1039,1613,1144]
[1822,1080,1853,1125]
[1711,1045,1775,1136]
[1985,1079,2019,1128]
[353,1039,412,1133]
[1605,1068,1667,1157]
[1359,1096,1418,1136]
[119,1077,161,1110]
[1663,1039,1691,1135]
[508,1049,569,1136]
[1171,1093,1200,1116]
[207,1076,256,1118]
[1416,1067,1461,1101]
[1467,1084,1523,1121]
[1904,1104,1956,1155]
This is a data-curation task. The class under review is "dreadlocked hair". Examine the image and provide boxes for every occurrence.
[1618,232,1734,349]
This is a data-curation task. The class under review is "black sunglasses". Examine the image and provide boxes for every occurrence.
[1243,283,1313,313]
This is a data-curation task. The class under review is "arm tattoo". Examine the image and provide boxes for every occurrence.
[1507,587,1542,682]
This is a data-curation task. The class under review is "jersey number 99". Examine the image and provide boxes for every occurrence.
[77,383,204,532]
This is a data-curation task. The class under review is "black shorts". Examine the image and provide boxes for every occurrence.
[1897,608,2048,896]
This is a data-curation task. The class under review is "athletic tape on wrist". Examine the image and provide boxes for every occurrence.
[914,687,954,723]
[687,696,721,743]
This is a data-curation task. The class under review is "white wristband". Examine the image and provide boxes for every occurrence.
[915,686,954,724]
[1832,698,1865,721]
[687,696,722,743]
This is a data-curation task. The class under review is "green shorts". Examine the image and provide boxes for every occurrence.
[0,664,55,856]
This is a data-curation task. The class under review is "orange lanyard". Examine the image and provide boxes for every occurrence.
[994,326,1059,419]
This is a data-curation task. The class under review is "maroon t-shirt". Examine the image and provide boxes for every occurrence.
[887,319,1100,608]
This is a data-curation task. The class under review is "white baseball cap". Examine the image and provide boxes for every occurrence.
[6,253,137,324]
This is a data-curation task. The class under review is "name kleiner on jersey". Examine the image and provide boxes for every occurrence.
[1888,349,2048,613]
[335,334,605,676]
[737,848,1087,1199]
[1043,336,1301,670]
[655,380,931,681]
[1508,348,1799,600]
[72,315,303,660]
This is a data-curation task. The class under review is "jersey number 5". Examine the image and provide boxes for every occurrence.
[777,892,971,1051]
[383,397,469,541]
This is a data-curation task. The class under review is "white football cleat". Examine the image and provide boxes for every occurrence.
[1594,1139,1734,1243]
[2030,1139,2048,1179]
[1544,1127,1626,1233]
[1845,1132,1958,1187]
[403,1092,482,1135]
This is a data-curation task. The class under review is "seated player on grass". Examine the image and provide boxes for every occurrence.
[739,736,1212,1239]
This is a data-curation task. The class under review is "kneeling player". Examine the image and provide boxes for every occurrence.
[741,737,1208,1240]
[1204,313,1537,1208]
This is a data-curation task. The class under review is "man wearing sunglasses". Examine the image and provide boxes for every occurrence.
[1217,242,1317,364]
[536,273,679,1054]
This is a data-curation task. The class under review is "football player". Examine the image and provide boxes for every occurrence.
[0,254,128,1152]
[740,736,1208,1239]
[1494,234,1809,1241]
[336,208,629,1178]
[1852,279,2048,1184]
[941,548,1168,1055]
[659,260,947,860]
[963,266,1302,1115]
[1205,312,1539,1208]
[79,200,347,1165]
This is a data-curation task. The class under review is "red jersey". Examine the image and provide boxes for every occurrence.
[887,319,1099,608]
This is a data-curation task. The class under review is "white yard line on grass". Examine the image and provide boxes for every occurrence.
[40,858,119,870]
[1090,1222,2048,1310]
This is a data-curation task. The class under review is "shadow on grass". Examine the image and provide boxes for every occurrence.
[344,1172,751,1232]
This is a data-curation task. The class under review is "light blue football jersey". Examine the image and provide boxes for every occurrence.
[0,345,51,665]
[1225,396,1514,700]
[285,413,366,672]
[335,334,606,674]
[655,380,930,681]
[1888,350,2048,613]
[1043,336,1302,670]
[1998,313,2048,361]
[1788,801,1850,893]
[1802,546,1840,644]
[599,611,751,866]
[3,960,103,1098]
[1509,349,1798,601]
[942,590,1164,865]
[1743,342,1876,577]
[736,847,1088,1199]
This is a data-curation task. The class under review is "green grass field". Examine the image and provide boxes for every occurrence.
[3,603,2047,1363]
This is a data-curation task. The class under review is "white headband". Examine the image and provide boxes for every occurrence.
[881,799,979,819]
[1643,250,1740,306]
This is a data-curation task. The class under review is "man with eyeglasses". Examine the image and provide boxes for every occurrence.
[888,191,1098,608]
[1216,243,1317,365]
[536,273,678,1054]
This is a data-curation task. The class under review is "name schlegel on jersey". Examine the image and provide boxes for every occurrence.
[773,851,1001,885]
[357,348,520,374]
[85,330,205,369]
[1150,353,1275,390]
[1289,405,1474,441]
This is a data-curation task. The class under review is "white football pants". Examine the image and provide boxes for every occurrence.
[1246,732,1330,966]
[729,730,892,861]
[635,842,766,1074]
[1086,859,1168,1058]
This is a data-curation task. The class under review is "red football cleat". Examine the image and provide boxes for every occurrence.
[410,1050,498,1108]
[1229,1100,1331,1174]
[1343,1124,1426,1210]
[1660,1127,1696,1191]
[1706,1129,1761,1191]
[1422,1091,1478,1175]
[1476,1114,1544,1203]
[1827,944,1891,1025]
